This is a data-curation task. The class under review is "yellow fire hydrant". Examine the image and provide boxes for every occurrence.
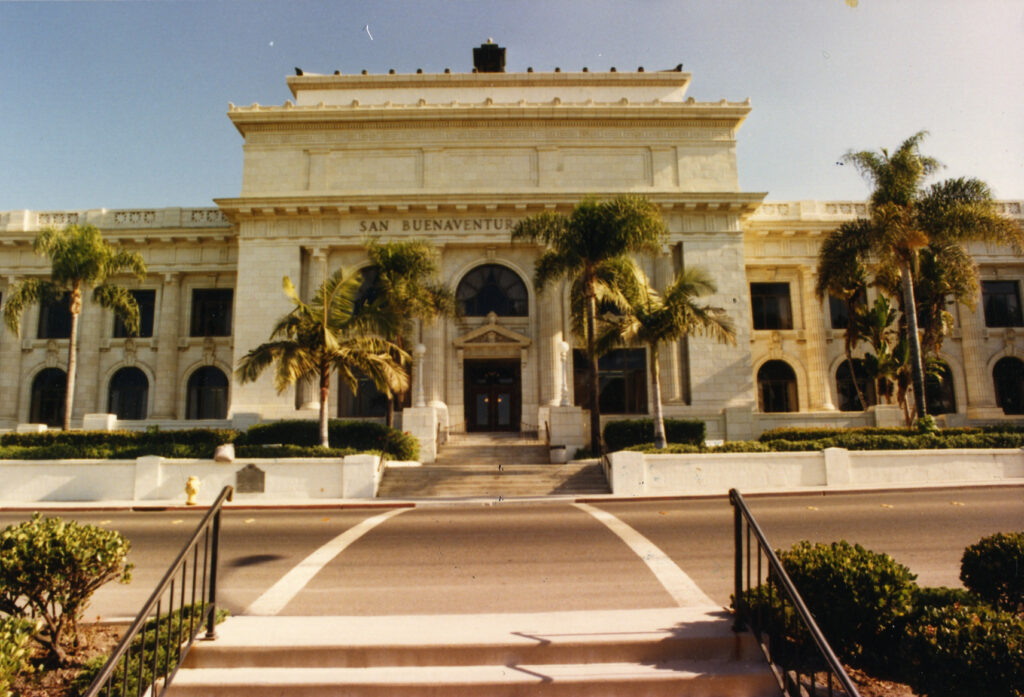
[185,476,200,506]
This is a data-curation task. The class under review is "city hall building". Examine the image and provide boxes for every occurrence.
[1,44,1022,453]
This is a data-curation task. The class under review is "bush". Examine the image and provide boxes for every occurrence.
[234,444,357,458]
[70,604,228,697]
[775,540,917,668]
[0,515,132,665]
[0,429,240,459]
[603,419,705,451]
[961,532,1024,612]
[625,440,771,454]
[238,420,418,460]
[0,617,36,697]
[902,604,1024,697]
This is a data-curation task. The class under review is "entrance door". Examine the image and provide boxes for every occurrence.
[465,360,521,432]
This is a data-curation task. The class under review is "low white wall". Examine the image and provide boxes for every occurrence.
[0,455,380,504]
[607,448,1024,496]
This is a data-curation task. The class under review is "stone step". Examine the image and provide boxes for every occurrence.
[169,609,778,697]
[378,463,609,498]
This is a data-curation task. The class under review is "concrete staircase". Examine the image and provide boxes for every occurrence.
[378,433,610,498]
[168,607,780,696]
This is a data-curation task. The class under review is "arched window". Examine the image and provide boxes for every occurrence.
[186,367,228,420]
[456,264,528,317]
[993,357,1024,415]
[30,368,66,427]
[108,367,149,420]
[836,359,875,411]
[757,360,798,413]
[925,361,957,415]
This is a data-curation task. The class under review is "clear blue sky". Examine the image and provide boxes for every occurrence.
[1,0,1022,211]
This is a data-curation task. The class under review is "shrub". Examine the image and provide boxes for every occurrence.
[234,444,357,458]
[0,515,132,665]
[775,540,917,668]
[902,604,1024,697]
[0,429,240,459]
[238,420,418,460]
[603,419,705,451]
[0,617,36,697]
[70,604,228,697]
[961,532,1024,612]
[625,440,771,454]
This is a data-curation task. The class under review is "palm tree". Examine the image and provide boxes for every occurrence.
[2,224,146,429]
[364,240,455,426]
[815,219,872,409]
[512,196,666,455]
[235,269,408,448]
[600,266,735,449]
[842,131,1021,420]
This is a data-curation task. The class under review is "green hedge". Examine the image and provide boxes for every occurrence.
[0,421,418,460]
[0,429,239,459]
[961,532,1024,612]
[626,430,1024,453]
[236,420,418,460]
[603,419,705,451]
[234,444,357,458]
[0,617,35,697]
[902,604,1024,697]
[71,604,228,697]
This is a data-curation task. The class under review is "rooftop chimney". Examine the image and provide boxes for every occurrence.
[473,39,505,73]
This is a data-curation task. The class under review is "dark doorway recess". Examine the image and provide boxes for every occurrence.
[464,359,521,432]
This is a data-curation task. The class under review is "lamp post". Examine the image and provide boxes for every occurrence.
[413,343,427,408]
[559,340,571,407]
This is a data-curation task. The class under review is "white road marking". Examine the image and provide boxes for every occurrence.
[574,502,716,607]
[245,507,409,615]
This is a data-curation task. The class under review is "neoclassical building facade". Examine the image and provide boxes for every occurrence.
[2,45,1022,446]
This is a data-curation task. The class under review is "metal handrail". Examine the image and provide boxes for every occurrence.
[730,488,861,697]
[84,485,234,697]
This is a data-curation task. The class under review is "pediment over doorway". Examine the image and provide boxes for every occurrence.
[453,313,531,350]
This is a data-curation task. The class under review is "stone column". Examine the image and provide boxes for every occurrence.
[74,294,104,417]
[0,277,24,426]
[151,273,181,419]
[296,248,326,410]
[538,284,561,406]
[800,267,835,411]
[655,245,682,402]
[958,301,1002,417]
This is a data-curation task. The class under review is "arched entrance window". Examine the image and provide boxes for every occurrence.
[30,368,66,427]
[456,264,528,317]
[993,357,1024,415]
[757,360,798,413]
[108,367,149,420]
[186,367,228,420]
[925,361,957,415]
[836,359,875,411]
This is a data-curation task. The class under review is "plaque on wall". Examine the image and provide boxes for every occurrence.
[236,464,266,493]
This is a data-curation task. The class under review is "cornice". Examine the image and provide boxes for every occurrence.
[213,191,767,222]
[286,71,692,97]
[227,102,751,136]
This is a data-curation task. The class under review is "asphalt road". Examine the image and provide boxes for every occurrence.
[1,486,1020,620]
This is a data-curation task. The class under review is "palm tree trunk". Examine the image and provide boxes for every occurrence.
[585,275,602,456]
[650,342,666,449]
[847,355,867,409]
[63,285,82,430]
[319,367,330,448]
[900,261,927,420]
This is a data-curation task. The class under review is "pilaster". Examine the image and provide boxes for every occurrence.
[958,301,1001,417]
[799,267,834,411]
[152,273,181,419]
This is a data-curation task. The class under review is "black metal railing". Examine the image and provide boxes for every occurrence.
[730,488,861,697]
[83,485,234,697]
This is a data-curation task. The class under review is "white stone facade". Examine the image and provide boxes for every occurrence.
[1,60,1022,443]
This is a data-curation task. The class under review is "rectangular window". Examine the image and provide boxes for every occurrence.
[828,291,866,330]
[190,289,233,337]
[37,293,71,339]
[573,348,648,415]
[750,282,793,330]
[113,289,156,338]
[982,281,1023,327]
